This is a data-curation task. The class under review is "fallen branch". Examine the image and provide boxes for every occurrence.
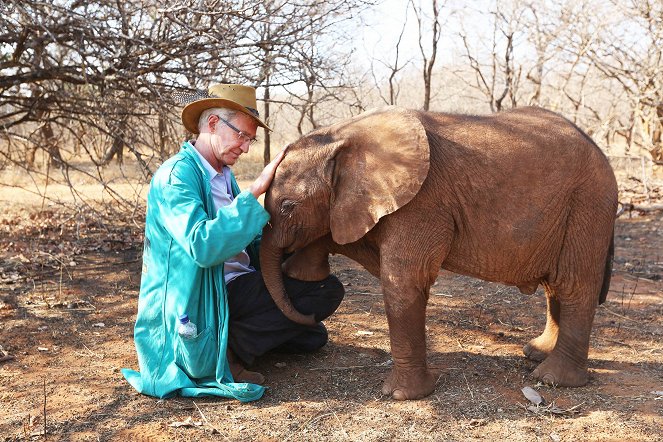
[192,401,224,437]
[617,203,663,217]
[309,361,392,371]
[596,337,632,348]
[0,355,14,363]
[600,306,640,322]
[42,379,47,438]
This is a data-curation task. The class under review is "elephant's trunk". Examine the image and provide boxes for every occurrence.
[260,225,317,326]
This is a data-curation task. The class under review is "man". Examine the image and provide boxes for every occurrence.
[122,84,344,401]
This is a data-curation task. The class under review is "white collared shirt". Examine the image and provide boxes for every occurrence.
[190,141,254,283]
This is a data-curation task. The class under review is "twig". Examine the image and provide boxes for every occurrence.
[641,156,649,201]
[309,361,391,371]
[332,410,349,439]
[40,159,51,213]
[286,412,333,441]
[617,202,663,217]
[600,306,640,322]
[58,261,63,301]
[0,355,15,363]
[76,344,104,359]
[192,401,224,438]
[42,379,47,440]
[597,337,632,348]
[462,373,474,400]
[626,278,638,312]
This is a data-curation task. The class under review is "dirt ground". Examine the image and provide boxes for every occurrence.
[0,197,662,441]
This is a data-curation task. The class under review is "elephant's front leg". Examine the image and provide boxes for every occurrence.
[380,276,439,400]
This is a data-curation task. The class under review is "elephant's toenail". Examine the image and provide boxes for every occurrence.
[392,389,408,401]
[542,373,556,385]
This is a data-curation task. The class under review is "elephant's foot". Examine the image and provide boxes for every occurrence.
[381,366,439,400]
[523,334,557,362]
[531,354,588,387]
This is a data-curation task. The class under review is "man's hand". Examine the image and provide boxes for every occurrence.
[248,147,287,199]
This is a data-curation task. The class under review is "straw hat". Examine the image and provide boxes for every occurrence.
[175,84,270,134]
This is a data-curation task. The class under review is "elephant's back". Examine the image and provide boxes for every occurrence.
[413,108,617,283]
[419,108,616,203]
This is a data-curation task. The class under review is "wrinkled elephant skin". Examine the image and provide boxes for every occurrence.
[260,106,618,400]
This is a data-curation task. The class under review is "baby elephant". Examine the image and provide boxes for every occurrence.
[260,106,618,400]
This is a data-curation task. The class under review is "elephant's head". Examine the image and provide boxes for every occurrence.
[260,106,430,325]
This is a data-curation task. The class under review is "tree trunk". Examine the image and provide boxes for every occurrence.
[263,84,271,166]
[101,134,124,165]
[158,114,167,158]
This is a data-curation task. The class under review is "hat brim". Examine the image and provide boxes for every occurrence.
[181,98,271,134]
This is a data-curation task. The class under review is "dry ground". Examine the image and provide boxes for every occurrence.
[0,178,661,441]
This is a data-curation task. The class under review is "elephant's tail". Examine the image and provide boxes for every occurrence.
[598,232,614,305]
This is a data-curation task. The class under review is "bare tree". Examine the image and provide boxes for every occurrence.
[0,0,371,213]
[585,0,663,162]
[458,1,524,112]
[230,0,371,163]
[370,4,412,107]
[410,0,443,110]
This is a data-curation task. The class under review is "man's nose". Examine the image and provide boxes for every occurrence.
[239,141,250,153]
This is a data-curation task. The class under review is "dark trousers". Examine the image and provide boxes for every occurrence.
[226,271,345,365]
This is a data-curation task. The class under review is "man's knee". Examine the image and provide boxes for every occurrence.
[314,275,345,321]
[275,324,328,354]
[324,275,345,302]
[299,326,329,352]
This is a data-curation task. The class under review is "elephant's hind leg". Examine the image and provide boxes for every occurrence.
[523,283,560,362]
[530,288,595,387]
[530,192,613,387]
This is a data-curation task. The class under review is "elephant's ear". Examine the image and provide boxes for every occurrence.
[328,106,430,245]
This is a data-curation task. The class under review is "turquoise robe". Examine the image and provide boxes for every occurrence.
[122,142,268,401]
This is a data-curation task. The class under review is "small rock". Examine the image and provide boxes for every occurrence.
[522,386,545,405]
[275,362,286,368]
[550,433,561,442]
[92,322,105,328]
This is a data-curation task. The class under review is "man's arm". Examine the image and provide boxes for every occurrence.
[157,170,269,268]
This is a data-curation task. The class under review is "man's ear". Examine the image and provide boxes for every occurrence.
[207,114,219,133]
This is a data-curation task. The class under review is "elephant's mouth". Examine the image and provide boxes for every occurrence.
[284,239,303,254]
[276,226,323,254]
[279,231,307,254]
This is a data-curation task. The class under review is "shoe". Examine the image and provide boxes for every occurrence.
[227,349,265,385]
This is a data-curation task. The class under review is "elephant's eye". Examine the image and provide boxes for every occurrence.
[280,200,298,217]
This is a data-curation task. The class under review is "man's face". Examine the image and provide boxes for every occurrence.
[210,112,258,167]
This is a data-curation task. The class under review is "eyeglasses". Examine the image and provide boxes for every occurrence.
[217,116,258,146]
